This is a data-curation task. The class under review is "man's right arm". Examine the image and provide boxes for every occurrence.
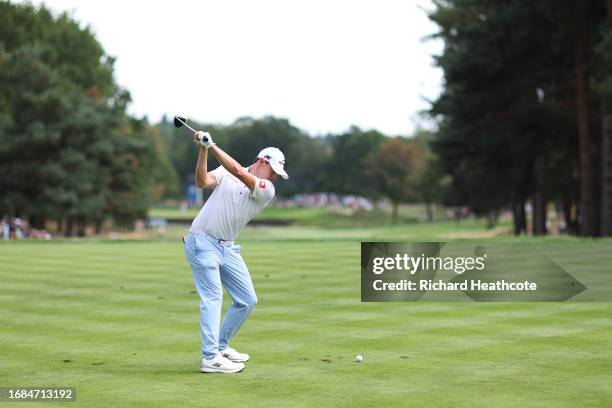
[194,130,254,190]
[195,146,217,188]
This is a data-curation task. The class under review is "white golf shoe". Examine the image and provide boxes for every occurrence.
[200,354,245,373]
[220,347,250,363]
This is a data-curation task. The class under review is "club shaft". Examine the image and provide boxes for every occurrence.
[176,117,197,133]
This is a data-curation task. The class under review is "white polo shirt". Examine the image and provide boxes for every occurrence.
[190,166,275,240]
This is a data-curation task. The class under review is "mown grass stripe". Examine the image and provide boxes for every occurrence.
[1,238,611,407]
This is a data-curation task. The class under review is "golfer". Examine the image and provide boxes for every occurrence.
[184,130,288,373]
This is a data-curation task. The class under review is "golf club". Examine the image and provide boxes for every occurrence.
[174,115,209,142]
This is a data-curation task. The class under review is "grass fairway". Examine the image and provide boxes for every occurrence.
[149,203,446,227]
[1,228,611,407]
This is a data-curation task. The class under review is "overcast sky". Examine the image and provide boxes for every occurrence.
[21,0,443,136]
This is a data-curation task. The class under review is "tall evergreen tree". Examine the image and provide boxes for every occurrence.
[0,3,160,235]
[428,0,607,236]
[599,0,612,235]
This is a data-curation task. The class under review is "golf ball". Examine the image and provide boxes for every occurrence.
[355,355,363,362]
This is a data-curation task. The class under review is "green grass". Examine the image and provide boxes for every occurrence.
[1,225,611,407]
[149,204,444,227]
[150,205,331,223]
[138,219,514,245]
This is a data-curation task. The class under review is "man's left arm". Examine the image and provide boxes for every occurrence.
[195,131,256,191]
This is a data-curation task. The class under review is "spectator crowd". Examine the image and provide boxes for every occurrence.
[273,193,386,211]
[1,216,51,240]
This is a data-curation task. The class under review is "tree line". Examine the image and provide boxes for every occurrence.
[157,117,441,222]
[0,3,439,235]
[428,0,612,236]
[0,3,175,235]
[11,1,610,237]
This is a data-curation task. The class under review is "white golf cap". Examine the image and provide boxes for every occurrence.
[257,147,288,179]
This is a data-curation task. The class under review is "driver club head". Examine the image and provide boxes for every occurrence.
[173,116,186,128]
[173,115,197,133]
[173,115,206,141]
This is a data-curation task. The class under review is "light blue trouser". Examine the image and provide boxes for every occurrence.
[184,232,257,359]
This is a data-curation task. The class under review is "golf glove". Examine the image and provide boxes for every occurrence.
[195,131,215,149]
